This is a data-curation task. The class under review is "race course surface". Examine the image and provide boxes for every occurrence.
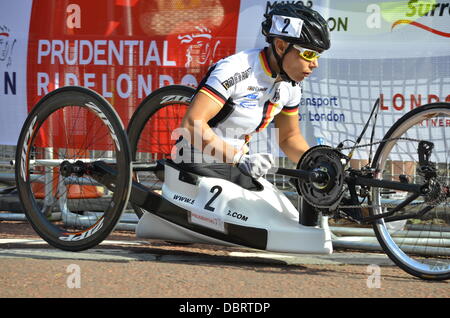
[0,221,449,298]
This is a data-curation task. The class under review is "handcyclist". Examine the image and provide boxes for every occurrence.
[174,3,330,225]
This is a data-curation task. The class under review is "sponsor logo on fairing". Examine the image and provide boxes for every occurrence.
[173,194,195,205]
[227,209,248,222]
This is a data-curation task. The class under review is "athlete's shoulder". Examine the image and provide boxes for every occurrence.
[280,81,302,107]
[208,49,262,91]
[279,81,302,92]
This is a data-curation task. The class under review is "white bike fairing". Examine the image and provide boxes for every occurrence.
[136,164,333,255]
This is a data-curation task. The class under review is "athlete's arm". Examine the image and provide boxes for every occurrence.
[180,91,240,163]
[274,112,309,164]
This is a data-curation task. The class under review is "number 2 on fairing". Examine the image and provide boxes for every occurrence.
[204,185,222,212]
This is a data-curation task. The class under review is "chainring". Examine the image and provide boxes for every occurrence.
[295,146,346,209]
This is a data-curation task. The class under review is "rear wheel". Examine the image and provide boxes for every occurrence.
[127,85,194,218]
[371,102,450,280]
[15,86,132,251]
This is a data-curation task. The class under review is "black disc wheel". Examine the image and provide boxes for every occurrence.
[15,86,132,251]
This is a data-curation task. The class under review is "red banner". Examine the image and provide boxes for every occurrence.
[27,0,240,127]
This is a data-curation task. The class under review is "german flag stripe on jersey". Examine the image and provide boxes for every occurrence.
[199,84,227,107]
[256,101,278,132]
[280,106,299,116]
[259,48,273,77]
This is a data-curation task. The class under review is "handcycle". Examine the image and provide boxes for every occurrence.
[14,85,450,280]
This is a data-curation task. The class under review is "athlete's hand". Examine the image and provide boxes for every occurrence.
[233,153,274,179]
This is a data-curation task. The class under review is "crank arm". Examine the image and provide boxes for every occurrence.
[272,167,328,183]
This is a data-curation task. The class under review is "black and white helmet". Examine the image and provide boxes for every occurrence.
[262,3,330,53]
[261,3,330,85]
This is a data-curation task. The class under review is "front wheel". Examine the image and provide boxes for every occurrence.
[15,86,132,251]
[127,85,194,218]
[371,102,450,280]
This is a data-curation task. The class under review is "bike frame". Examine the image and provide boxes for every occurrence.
[13,83,448,280]
[87,159,431,227]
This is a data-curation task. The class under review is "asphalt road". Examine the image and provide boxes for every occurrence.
[0,220,449,300]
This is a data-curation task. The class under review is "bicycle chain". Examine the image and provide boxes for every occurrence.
[312,203,398,210]
[334,136,424,151]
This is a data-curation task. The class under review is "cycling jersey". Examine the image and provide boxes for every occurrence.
[176,47,302,163]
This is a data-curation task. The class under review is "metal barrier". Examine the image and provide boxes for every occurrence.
[331,225,450,256]
[0,150,142,231]
[1,147,449,256]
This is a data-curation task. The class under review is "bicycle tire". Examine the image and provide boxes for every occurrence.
[127,85,195,218]
[371,102,450,280]
[15,86,132,251]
